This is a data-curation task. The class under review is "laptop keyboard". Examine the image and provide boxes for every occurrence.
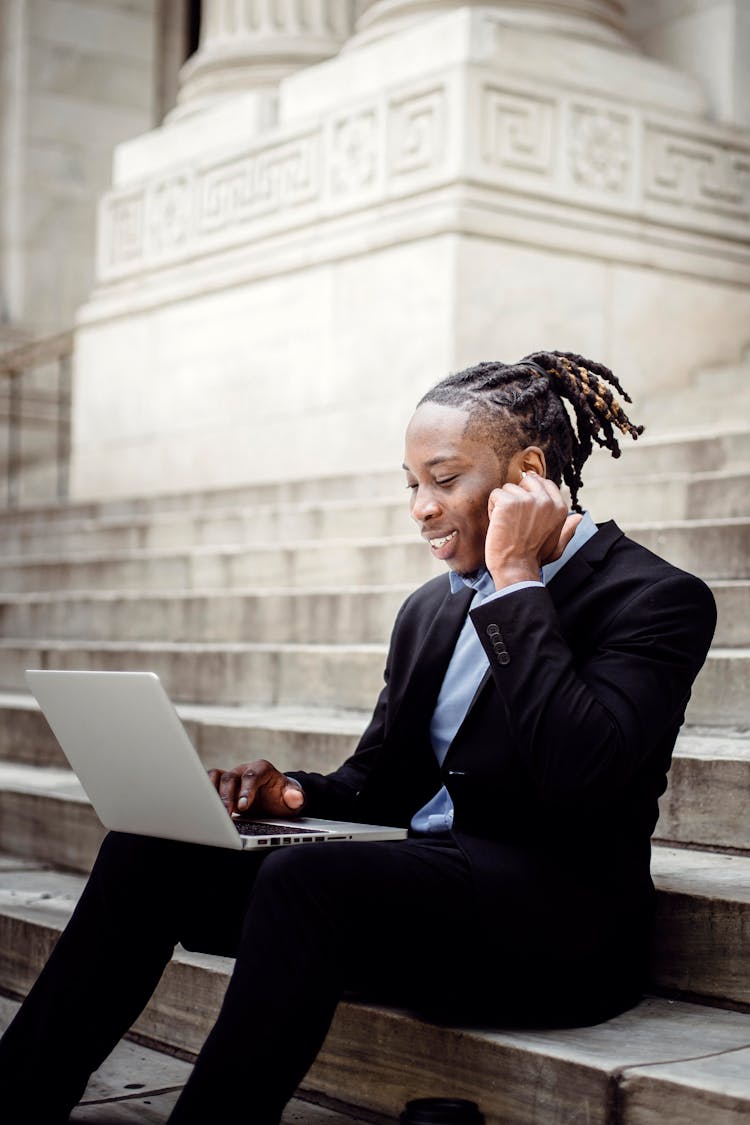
[233,820,316,837]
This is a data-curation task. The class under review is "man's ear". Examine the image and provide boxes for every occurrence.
[508,446,546,482]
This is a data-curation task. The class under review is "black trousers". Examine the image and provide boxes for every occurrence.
[0,832,477,1125]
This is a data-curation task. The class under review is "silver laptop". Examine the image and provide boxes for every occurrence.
[25,669,407,851]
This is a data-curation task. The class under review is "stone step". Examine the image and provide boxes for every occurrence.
[0,578,746,646]
[640,357,750,434]
[0,693,364,774]
[0,639,388,711]
[1,858,749,1125]
[0,429,748,541]
[0,995,391,1124]
[583,427,750,478]
[650,845,750,1007]
[583,469,750,523]
[0,639,744,722]
[0,536,444,593]
[2,744,748,900]
[0,585,415,645]
[1,467,748,558]
[0,497,416,557]
[655,729,750,854]
[688,647,750,727]
[1,693,747,853]
[0,519,748,595]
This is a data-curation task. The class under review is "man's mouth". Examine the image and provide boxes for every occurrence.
[428,530,458,551]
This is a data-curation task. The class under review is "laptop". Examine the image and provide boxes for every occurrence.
[25,669,407,851]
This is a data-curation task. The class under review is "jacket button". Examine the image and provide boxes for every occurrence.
[497,651,510,665]
[486,624,500,638]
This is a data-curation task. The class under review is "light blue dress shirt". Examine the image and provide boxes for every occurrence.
[410,512,598,834]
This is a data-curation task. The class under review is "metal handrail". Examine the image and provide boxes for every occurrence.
[0,330,74,507]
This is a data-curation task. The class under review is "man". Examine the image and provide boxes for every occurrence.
[0,351,716,1124]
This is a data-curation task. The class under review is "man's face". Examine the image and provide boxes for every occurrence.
[403,402,510,576]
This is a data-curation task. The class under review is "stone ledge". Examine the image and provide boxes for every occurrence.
[0,637,742,721]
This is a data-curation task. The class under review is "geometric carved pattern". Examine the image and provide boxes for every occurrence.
[388,88,445,177]
[97,76,750,280]
[481,87,556,176]
[106,191,145,265]
[569,104,632,195]
[197,136,319,232]
[329,110,380,197]
[645,128,750,220]
[148,174,193,254]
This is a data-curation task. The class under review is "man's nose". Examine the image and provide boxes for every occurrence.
[410,486,441,522]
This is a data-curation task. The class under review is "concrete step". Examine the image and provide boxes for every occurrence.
[1,858,749,1124]
[624,518,750,582]
[0,519,748,596]
[0,692,365,773]
[0,585,414,645]
[650,845,750,1007]
[688,647,750,727]
[1,691,747,852]
[2,468,749,558]
[0,579,746,647]
[0,536,444,593]
[0,774,748,1010]
[639,354,750,435]
[574,427,750,479]
[0,497,415,557]
[655,729,750,854]
[0,995,390,1125]
[1,427,748,535]
[0,638,743,722]
[0,639,388,711]
[0,688,364,778]
[583,468,750,523]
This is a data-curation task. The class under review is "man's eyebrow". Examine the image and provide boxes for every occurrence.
[402,455,460,472]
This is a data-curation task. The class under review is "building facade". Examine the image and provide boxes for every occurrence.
[2,1,749,498]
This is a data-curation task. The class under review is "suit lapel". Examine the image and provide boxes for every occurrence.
[545,520,623,607]
[389,579,475,737]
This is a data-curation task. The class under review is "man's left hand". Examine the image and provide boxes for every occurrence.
[485,472,582,589]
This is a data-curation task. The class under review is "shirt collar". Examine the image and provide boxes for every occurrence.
[448,510,598,595]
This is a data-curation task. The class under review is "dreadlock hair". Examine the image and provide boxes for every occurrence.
[417,351,644,512]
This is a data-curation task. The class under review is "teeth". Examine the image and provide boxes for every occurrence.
[430,531,457,549]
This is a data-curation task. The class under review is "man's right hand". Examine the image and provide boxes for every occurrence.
[208,759,305,818]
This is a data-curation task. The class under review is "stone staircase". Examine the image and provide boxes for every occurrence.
[0,427,749,1122]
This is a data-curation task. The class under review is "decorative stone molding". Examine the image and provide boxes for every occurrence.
[644,130,750,224]
[354,0,630,48]
[174,0,354,115]
[570,105,632,195]
[96,72,750,288]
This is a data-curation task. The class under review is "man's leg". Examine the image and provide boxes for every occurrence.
[167,836,475,1125]
[0,831,263,1124]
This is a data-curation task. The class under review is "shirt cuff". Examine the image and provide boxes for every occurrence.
[484,580,544,601]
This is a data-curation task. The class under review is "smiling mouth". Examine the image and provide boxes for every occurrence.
[429,530,458,550]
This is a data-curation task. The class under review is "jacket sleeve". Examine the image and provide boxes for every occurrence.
[286,597,410,819]
[469,570,716,807]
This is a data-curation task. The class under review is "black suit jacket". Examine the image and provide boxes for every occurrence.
[291,523,716,1021]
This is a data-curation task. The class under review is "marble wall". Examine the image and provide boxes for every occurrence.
[0,0,160,344]
[68,5,750,498]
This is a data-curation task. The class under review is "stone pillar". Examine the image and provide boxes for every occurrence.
[354,0,631,48]
[174,0,355,117]
[627,0,750,128]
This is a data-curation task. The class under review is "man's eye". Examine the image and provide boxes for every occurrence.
[405,481,418,490]
[436,476,457,486]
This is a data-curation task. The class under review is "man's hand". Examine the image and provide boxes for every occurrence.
[208,759,305,818]
[485,472,582,589]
